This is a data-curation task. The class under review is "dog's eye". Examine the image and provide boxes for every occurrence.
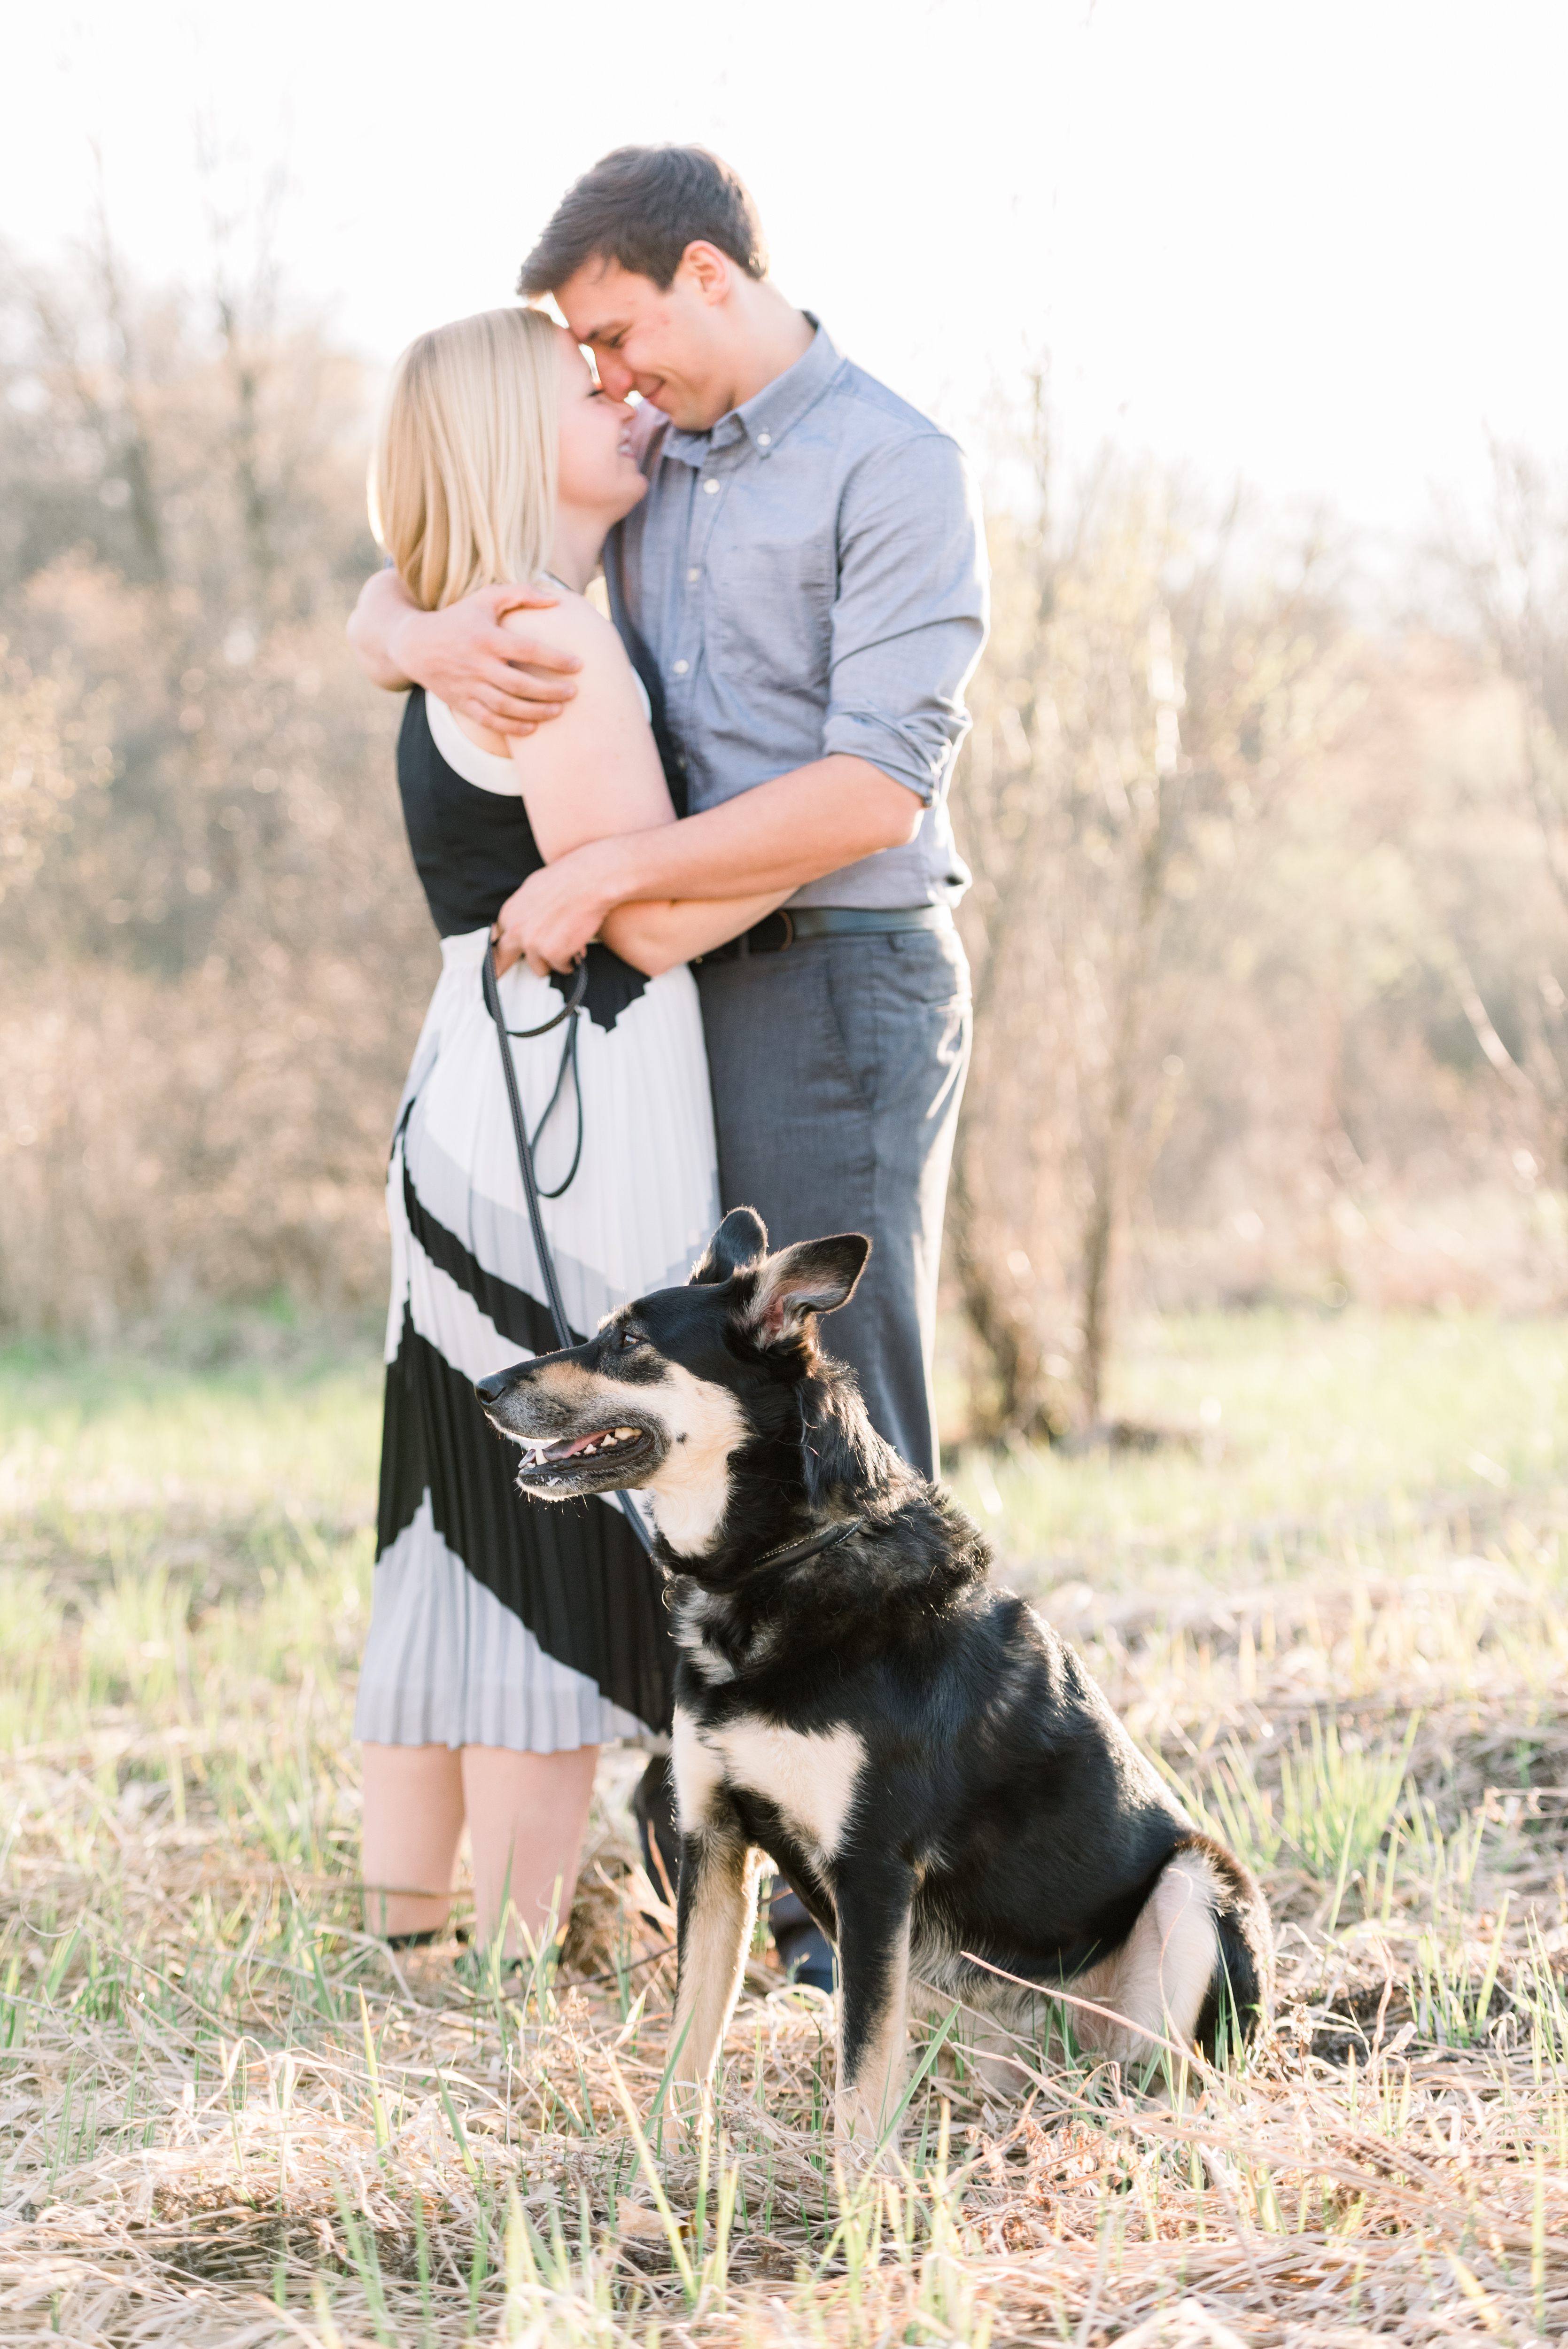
[617,1328,642,1351]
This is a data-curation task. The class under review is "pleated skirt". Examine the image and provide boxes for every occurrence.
[353,927,721,1754]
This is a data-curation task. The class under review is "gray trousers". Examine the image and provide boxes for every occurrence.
[695,925,972,1479]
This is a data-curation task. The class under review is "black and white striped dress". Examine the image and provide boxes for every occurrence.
[353,684,720,1752]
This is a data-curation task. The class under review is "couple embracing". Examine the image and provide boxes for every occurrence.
[348,147,988,1971]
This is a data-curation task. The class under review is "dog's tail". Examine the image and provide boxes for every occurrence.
[1180,1833,1273,2063]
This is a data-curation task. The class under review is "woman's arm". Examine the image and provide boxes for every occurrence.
[489,599,789,979]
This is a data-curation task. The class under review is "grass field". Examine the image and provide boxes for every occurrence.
[1,1309,1567,2345]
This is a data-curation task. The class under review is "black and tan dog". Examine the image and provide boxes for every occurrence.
[476,1211,1271,2146]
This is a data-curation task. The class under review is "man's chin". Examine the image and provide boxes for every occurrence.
[643,385,721,435]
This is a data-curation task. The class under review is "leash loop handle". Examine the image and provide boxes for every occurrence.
[497,957,587,1037]
[482,943,653,1556]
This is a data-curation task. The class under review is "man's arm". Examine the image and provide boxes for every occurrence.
[494,754,920,974]
[346,568,582,735]
[496,426,988,974]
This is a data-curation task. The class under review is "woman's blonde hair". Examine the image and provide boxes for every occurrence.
[370,307,559,611]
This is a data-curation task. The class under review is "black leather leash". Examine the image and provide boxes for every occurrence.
[481,941,653,1556]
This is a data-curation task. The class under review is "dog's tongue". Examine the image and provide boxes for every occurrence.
[546,1431,606,1461]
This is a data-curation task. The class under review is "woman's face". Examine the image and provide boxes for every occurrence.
[554,331,646,523]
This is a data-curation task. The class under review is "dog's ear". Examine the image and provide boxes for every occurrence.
[690,1206,769,1286]
[744,1233,870,1346]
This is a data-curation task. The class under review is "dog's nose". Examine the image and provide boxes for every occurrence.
[475,1368,519,1405]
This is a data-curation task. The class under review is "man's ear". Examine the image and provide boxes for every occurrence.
[745,1234,870,1346]
[678,240,735,305]
[690,1206,769,1286]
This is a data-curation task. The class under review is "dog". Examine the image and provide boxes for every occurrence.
[477,1210,1272,2147]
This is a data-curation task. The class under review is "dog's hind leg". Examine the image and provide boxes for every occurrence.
[1189,1835,1273,2058]
[1074,1847,1221,2073]
[833,1861,915,2158]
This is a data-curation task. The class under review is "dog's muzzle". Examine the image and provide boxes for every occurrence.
[475,1361,663,1496]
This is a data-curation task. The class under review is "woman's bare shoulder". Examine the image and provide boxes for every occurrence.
[501,583,649,750]
[500,586,630,672]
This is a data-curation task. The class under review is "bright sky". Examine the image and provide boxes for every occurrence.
[8,0,1567,551]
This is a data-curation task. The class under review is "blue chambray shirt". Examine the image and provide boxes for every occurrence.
[610,320,989,910]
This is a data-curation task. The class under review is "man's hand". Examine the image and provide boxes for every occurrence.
[348,573,582,735]
[493,841,620,976]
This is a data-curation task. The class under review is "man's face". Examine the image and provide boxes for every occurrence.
[555,255,731,433]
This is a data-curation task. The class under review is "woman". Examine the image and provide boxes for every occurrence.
[357,308,781,1957]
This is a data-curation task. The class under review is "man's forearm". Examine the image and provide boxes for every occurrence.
[347,567,419,691]
[593,755,922,909]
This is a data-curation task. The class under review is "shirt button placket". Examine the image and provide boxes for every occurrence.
[677,463,726,692]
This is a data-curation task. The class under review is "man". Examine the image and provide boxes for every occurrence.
[349,144,987,1493]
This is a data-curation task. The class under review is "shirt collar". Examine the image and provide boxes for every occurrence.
[661,316,842,467]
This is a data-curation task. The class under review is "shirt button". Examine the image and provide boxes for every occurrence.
[757,431,772,447]
[672,660,689,675]
[687,567,700,582]
[703,478,720,494]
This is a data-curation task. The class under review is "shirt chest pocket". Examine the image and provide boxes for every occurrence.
[705,479,836,689]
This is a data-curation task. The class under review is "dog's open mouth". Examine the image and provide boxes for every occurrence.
[511,1424,655,1484]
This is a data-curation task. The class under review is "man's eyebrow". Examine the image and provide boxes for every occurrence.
[579,318,628,344]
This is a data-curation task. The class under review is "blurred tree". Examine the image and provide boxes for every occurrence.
[0,221,427,1334]
[1434,443,1568,1173]
[951,398,1362,1436]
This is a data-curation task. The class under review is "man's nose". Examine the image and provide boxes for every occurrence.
[596,354,635,400]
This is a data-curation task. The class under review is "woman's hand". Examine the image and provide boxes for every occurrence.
[494,840,621,976]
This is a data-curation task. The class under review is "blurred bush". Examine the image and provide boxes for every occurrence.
[0,231,435,1335]
[952,399,1568,1437]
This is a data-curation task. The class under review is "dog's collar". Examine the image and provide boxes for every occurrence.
[745,1518,863,1576]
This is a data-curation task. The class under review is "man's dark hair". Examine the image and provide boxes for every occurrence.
[518,147,768,299]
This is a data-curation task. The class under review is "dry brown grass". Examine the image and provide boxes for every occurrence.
[3,1341,1568,2344]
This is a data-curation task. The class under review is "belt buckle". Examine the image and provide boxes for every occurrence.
[775,910,796,951]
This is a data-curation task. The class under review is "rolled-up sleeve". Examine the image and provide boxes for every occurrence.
[822,432,989,803]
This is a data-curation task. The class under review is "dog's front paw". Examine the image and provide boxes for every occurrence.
[833,2090,901,2171]
[665,2075,711,2130]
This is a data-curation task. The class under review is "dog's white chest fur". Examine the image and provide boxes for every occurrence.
[674,1708,865,1861]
